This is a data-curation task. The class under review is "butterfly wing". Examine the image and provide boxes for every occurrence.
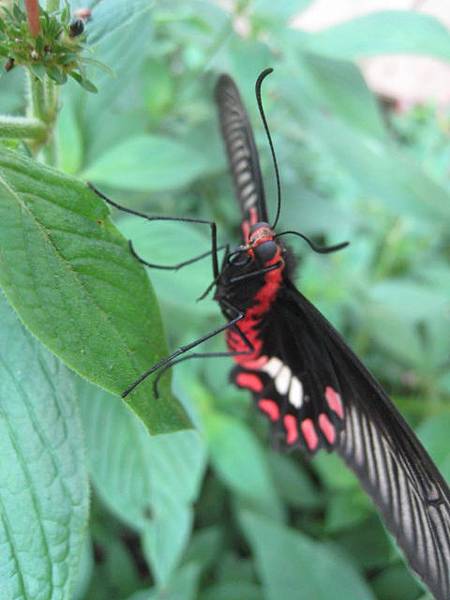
[215,74,269,235]
[232,278,450,599]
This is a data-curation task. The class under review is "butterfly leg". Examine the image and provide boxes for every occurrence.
[151,304,254,397]
[228,260,283,284]
[88,183,220,278]
[121,300,248,398]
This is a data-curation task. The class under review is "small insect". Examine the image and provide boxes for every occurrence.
[69,18,85,38]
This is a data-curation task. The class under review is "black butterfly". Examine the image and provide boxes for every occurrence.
[91,70,450,600]
[213,70,450,600]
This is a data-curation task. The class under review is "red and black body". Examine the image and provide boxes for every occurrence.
[214,73,450,600]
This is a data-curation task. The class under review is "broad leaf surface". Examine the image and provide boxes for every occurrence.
[0,148,190,433]
[77,378,206,582]
[306,10,450,61]
[82,135,208,192]
[240,511,375,600]
[0,294,89,600]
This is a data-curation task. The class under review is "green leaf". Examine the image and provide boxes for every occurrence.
[57,92,83,174]
[368,280,449,323]
[0,293,89,600]
[371,563,424,600]
[201,581,262,600]
[267,452,322,509]
[77,379,206,581]
[86,0,156,46]
[143,507,193,586]
[280,57,450,223]
[416,415,450,483]
[127,563,201,600]
[81,135,208,191]
[306,11,450,62]
[118,217,216,316]
[0,147,190,434]
[253,0,313,22]
[240,511,375,600]
[206,412,284,520]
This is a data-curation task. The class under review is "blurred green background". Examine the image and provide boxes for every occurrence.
[1,1,449,599]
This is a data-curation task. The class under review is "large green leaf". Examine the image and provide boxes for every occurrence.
[206,412,284,521]
[279,55,450,223]
[118,217,217,317]
[82,135,208,191]
[0,147,190,434]
[305,11,450,61]
[0,294,89,600]
[77,378,206,583]
[240,511,375,600]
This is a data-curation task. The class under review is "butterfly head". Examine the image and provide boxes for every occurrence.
[247,222,280,265]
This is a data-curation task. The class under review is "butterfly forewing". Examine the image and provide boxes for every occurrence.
[215,75,269,231]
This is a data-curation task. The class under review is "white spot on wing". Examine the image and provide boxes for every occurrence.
[289,376,303,408]
[262,357,282,379]
[275,365,291,396]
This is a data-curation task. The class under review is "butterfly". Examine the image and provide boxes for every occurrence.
[213,69,450,600]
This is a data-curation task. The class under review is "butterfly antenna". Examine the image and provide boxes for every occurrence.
[255,68,282,230]
[275,230,349,254]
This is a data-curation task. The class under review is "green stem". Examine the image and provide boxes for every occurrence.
[27,72,46,122]
[0,116,47,140]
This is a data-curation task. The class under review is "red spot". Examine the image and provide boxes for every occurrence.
[258,399,280,421]
[242,355,268,370]
[325,386,344,419]
[241,219,250,243]
[301,419,319,451]
[284,415,299,445]
[249,207,258,226]
[318,413,336,444]
[236,372,263,392]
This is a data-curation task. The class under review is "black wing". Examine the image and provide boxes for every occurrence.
[215,74,269,231]
[232,278,450,599]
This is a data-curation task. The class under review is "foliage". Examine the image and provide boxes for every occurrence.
[0,1,100,90]
[0,1,449,599]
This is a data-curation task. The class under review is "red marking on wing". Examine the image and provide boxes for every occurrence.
[258,399,280,421]
[325,386,344,419]
[318,413,336,444]
[301,418,319,451]
[284,415,299,445]
[242,355,268,370]
[242,219,250,244]
[249,207,258,226]
[236,372,263,393]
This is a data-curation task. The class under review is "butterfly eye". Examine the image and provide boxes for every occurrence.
[254,240,277,263]
[228,248,251,266]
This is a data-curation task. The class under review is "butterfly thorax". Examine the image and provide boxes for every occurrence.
[215,222,285,365]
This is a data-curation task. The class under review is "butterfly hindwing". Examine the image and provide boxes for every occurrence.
[215,74,269,234]
[234,278,450,599]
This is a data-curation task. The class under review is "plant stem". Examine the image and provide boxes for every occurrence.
[27,72,46,122]
[0,116,46,140]
[24,0,41,37]
[25,70,60,163]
